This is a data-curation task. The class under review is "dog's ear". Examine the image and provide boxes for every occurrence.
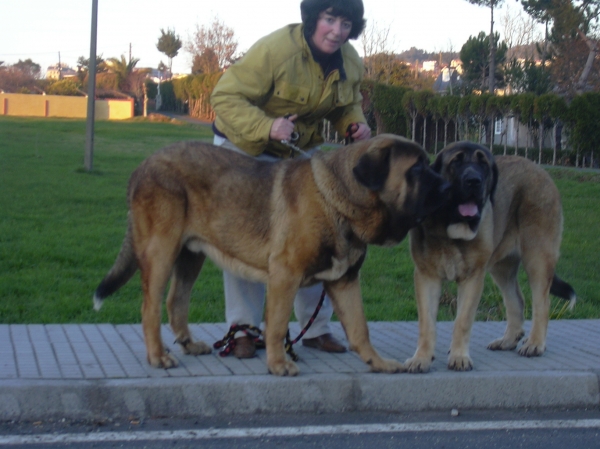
[353,146,391,191]
[431,151,444,174]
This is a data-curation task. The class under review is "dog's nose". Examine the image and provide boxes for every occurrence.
[463,173,482,189]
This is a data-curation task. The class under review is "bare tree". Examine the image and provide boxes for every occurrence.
[186,17,238,73]
[500,3,541,51]
[361,20,395,80]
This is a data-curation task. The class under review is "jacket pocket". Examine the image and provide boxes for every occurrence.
[273,82,310,105]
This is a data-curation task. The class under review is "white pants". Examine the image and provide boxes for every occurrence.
[212,135,334,339]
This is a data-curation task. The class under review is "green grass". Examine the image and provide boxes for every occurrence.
[1,116,598,325]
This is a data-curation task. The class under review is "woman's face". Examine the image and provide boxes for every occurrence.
[311,9,353,54]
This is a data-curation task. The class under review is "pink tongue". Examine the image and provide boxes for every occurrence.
[459,202,478,217]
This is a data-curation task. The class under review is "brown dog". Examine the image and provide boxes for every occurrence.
[406,141,576,373]
[94,134,449,376]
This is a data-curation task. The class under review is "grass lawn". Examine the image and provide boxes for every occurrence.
[1,116,598,325]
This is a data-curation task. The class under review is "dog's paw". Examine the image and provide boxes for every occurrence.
[448,354,473,371]
[405,356,433,374]
[487,331,524,351]
[369,357,405,374]
[181,340,212,356]
[518,338,546,357]
[148,352,179,369]
[268,360,300,377]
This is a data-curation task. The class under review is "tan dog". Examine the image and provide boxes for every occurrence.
[94,134,449,376]
[406,141,576,373]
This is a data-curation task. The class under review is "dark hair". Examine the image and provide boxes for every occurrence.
[300,0,366,40]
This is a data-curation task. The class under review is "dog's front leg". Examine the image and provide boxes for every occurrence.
[448,272,485,371]
[325,277,404,373]
[405,269,441,373]
[265,273,301,376]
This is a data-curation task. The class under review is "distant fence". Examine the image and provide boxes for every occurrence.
[0,93,134,120]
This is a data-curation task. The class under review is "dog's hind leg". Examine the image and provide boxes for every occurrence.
[167,247,212,356]
[326,277,404,374]
[518,249,556,357]
[487,255,526,351]
[138,232,183,369]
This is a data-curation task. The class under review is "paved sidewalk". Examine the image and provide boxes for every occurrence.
[0,320,598,421]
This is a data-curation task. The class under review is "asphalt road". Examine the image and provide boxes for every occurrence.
[1,408,600,448]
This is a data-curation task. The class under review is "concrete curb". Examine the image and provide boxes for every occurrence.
[1,371,598,421]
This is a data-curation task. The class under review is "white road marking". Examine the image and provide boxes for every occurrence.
[1,419,600,445]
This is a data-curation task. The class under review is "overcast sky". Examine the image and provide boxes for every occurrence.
[1,0,534,75]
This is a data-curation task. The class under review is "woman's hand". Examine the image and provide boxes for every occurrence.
[351,122,371,141]
[270,114,298,141]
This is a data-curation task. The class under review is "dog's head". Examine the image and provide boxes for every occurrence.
[352,134,450,245]
[431,141,498,240]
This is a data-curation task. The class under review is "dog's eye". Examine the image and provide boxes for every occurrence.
[451,153,464,165]
[407,163,423,183]
[412,164,423,174]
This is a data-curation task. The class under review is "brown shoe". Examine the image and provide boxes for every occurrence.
[302,333,347,353]
[233,336,256,359]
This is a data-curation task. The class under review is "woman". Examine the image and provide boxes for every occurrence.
[210,0,371,358]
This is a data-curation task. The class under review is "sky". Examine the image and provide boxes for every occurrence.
[0,0,532,76]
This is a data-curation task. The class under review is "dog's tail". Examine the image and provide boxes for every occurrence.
[550,274,576,311]
[93,219,138,311]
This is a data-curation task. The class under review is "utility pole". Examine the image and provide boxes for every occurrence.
[85,0,98,172]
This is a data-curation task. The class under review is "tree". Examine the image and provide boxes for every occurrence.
[501,2,542,50]
[76,55,105,82]
[504,57,552,94]
[415,90,434,150]
[361,20,394,80]
[448,95,462,141]
[428,95,442,153]
[568,92,600,166]
[495,94,514,154]
[485,94,502,145]
[521,0,600,96]
[466,0,507,93]
[106,55,140,91]
[0,61,40,93]
[192,48,219,74]
[460,32,508,92]
[510,94,522,154]
[47,79,82,96]
[13,59,41,79]
[156,28,182,76]
[363,53,414,86]
[402,90,419,141]
[470,93,493,143]
[458,95,473,140]
[186,17,238,73]
[518,92,536,158]
[548,93,568,164]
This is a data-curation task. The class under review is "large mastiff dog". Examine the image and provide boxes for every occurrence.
[94,134,449,376]
[406,141,576,373]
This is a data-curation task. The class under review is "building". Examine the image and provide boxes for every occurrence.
[45,65,77,80]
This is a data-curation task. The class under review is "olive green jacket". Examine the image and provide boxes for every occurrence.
[210,24,367,157]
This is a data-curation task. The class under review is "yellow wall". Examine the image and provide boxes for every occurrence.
[0,93,134,120]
